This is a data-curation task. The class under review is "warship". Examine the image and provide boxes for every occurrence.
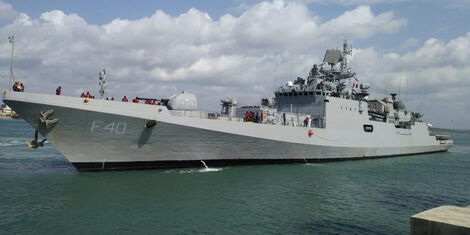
[2,41,452,171]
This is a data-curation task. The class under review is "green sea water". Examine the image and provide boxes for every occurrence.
[0,119,469,234]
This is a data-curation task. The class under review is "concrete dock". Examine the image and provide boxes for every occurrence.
[411,205,470,235]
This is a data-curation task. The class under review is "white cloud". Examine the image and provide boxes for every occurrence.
[0,0,407,111]
[351,32,470,127]
[0,0,17,20]
[399,37,420,50]
[318,6,406,39]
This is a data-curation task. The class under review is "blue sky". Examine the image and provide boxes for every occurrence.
[0,0,469,128]
[5,0,234,24]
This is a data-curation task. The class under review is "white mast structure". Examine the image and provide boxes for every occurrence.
[8,35,15,90]
[98,69,106,98]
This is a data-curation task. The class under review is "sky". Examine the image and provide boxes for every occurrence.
[0,0,469,129]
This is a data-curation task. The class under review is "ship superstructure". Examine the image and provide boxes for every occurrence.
[2,41,452,171]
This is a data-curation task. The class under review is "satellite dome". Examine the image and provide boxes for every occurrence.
[167,91,198,110]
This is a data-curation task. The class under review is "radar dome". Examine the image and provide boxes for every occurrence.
[167,91,198,110]
[383,97,393,104]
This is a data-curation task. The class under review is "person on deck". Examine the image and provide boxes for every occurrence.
[85,92,91,98]
[80,92,85,98]
[132,97,139,103]
[55,86,61,95]
[12,82,19,91]
[121,96,128,102]
[13,82,24,92]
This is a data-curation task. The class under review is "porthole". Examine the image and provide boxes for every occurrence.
[363,125,373,132]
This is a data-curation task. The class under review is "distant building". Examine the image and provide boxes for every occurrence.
[0,104,20,119]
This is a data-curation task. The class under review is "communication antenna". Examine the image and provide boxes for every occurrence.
[405,75,408,104]
[398,75,402,97]
[290,57,293,80]
[273,55,279,91]
[98,69,106,98]
[8,35,15,90]
[341,39,352,71]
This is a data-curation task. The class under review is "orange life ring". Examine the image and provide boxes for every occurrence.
[308,130,314,137]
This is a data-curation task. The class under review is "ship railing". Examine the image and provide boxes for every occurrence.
[432,134,453,144]
[169,110,244,121]
[168,110,326,128]
[169,110,215,119]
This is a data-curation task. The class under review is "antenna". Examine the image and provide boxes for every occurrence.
[341,39,352,71]
[8,35,15,90]
[98,69,106,98]
[398,75,402,97]
[290,57,293,80]
[273,55,279,91]
[406,75,408,104]
[306,55,309,74]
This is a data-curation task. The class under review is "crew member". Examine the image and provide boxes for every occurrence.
[12,82,19,91]
[56,86,61,95]
[13,82,24,92]
[122,96,128,102]
[304,117,309,127]
[132,97,139,103]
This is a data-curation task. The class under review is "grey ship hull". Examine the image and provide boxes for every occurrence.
[3,92,452,171]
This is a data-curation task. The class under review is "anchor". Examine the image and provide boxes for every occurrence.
[39,109,58,127]
[27,130,47,148]
[145,120,157,128]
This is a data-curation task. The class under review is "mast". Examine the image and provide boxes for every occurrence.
[98,69,106,98]
[8,35,15,90]
[341,39,352,72]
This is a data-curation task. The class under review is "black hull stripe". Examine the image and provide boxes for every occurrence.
[72,149,448,172]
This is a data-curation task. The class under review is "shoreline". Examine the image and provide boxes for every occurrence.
[0,116,21,120]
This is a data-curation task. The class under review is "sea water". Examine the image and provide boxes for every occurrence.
[0,119,469,234]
